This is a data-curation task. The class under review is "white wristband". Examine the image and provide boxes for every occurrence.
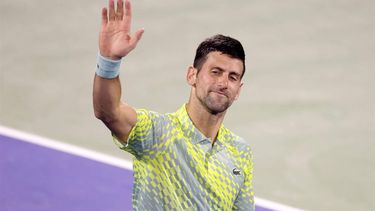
[96,53,122,79]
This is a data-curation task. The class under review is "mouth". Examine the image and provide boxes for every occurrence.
[212,91,228,98]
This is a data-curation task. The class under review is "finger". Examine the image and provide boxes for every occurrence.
[123,0,132,31]
[116,0,124,20]
[108,0,115,21]
[101,8,108,27]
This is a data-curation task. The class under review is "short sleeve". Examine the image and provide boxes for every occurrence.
[233,149,254,210]
[113,108,166,159]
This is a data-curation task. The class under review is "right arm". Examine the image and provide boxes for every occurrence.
[93,0,144,143]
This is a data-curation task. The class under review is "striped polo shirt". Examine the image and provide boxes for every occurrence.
[113,104,254,210]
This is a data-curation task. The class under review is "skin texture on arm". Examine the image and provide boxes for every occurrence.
[93,0,144,143]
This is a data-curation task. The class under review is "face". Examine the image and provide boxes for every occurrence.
[187,51,244,114]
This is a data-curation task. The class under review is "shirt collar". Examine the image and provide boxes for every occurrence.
[175,104,226,146]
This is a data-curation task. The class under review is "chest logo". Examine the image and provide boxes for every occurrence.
[232,168,241,175]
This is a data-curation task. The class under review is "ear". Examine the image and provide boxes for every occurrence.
[234,82,243,100]
[186,65,197,86]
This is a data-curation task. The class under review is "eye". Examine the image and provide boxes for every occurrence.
[230,75,239,81]
[211,69,220,74]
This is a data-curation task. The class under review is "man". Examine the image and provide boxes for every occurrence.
[93,0,254,210]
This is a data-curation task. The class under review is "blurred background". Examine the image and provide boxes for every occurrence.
[1,0,374,210]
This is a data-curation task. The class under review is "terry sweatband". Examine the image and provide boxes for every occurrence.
[96,53,122,79]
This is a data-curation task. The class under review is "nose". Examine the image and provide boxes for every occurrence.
[217,74,229,88]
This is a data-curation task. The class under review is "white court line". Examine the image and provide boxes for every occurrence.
[0,125,133,170]
[255,198,304,211]
[0,125,304,211]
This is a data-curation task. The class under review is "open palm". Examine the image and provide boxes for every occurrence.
[99,0,144,60]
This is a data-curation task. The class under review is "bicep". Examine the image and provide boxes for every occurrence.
[103,102,137,144]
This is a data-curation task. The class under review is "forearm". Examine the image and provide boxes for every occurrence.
[93,74,122,122]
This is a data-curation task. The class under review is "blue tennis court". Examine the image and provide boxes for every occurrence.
[0,126,302,211]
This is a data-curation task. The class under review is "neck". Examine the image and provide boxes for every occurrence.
[186,101,226,144]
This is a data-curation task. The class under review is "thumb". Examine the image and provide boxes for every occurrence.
[130,28,144,47]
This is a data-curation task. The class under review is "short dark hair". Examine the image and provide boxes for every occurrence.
[193,34,246,78]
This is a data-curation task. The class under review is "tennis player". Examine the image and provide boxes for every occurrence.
[93,0,254,210]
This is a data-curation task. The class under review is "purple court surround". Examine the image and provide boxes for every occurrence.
[0,126,301,211]
[0,134,133,211]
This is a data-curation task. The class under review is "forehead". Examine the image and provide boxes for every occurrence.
[202,52,244,75]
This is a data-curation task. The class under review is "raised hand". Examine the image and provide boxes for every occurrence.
[99,0,144,60]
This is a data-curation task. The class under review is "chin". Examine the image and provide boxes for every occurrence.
[206,101,231,114]
[197,93,233,114]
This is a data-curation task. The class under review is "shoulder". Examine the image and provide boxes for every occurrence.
[135,108,172,124]
[132,108,181,138]
[135,108,162,119]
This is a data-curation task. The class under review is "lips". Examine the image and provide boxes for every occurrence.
[211,90,228,98]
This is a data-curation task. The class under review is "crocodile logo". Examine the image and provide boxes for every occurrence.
[232,168,241,175]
